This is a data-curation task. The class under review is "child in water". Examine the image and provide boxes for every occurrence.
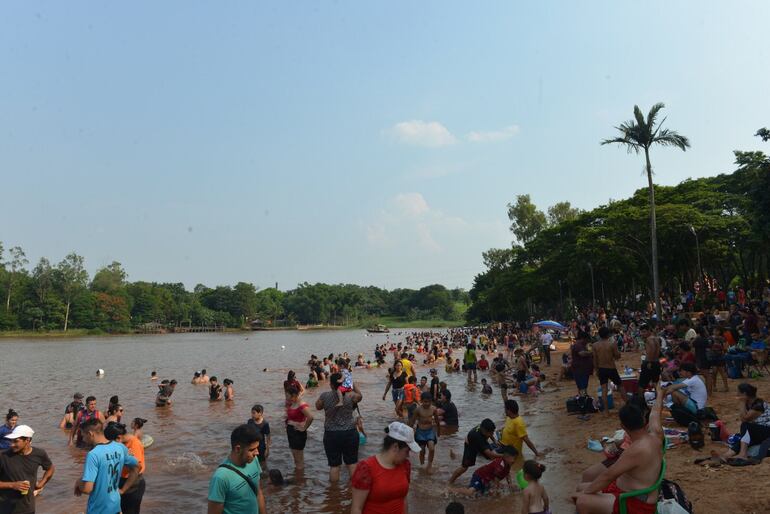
[223,379,234,401]
[335,359,354,407]
[306,372,318,389]
[521,460,550,514]
[481,378,493,395]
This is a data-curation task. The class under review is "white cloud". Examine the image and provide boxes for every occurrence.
[466,124,520,143]
[415,223,441,252]
[394,192,430,216]
[390,120,457,147]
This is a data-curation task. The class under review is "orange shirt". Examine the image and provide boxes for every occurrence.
[122,435,146,476]
[403,384,421,404]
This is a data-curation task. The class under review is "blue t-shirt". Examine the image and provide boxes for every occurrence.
[82,441,138,514]
[208,457,262,514]
[0,425,12,450]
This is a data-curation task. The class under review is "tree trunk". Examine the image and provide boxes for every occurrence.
[5,281,10,311]
[64,301,71,332]
[645,148,661,320]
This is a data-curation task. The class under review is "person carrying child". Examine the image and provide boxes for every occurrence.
[450,445,518,497]
[402,376,422,421]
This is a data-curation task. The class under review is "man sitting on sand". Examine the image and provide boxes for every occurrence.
[572,383,663,514]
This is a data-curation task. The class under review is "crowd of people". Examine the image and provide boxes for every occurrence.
[1,285,768,513]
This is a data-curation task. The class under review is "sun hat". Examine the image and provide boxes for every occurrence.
[386,422,421,452]
[5,425,34,439]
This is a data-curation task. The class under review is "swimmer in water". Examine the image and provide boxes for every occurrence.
[60,392,85,430]
[200,369,210,383]
[209,377,223,401]
[223,379,234,401]
[150,371,158,381]
[155,380,177,407]
[480,378,493,395]
[191,371,201,384]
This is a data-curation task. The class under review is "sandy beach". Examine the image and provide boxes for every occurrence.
[545,345,770,514]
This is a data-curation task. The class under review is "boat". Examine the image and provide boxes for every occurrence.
[366,324,389,333]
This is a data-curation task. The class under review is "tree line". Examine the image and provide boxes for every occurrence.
[0,252,468,332]
[467,125,770,322]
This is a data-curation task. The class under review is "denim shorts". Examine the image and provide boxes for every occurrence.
[391,387,404,403]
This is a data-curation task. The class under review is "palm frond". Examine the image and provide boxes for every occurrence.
[646,102,666,129]
[601,136,642,154]
[653,128,690,151]
[633,105,646,131]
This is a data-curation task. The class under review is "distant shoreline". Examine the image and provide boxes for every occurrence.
[0,319,464,340]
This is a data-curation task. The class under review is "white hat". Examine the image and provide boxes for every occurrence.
[386,422,420,452]
[5,425,34,439]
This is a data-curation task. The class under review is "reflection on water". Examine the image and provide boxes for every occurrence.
[0,331,570,513]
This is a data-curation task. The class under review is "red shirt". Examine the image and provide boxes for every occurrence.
[680,352,696,365]
[351,455,411,514]
[478,359,489,371]
[474,457,511,484]
[286,403,309,423]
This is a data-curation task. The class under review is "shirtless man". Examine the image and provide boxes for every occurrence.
[593,327,626,413]
[410,392,441,473]
[573,383,663,514]
[491,353,510,402]
[637,324,661,390]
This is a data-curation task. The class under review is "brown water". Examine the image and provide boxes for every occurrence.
[1,331,574,513]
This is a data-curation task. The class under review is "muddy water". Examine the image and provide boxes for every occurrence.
[0,331,575,513]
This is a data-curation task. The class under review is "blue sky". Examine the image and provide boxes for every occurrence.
[2,1,769,290]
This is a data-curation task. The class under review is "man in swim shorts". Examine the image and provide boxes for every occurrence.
[410,392,440,473]
[573,383,664,514]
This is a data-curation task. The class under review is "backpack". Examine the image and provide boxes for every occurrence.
[658,479,693,513]
[687,421,704,450]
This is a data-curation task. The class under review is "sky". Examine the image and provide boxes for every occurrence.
[1,1,769,291]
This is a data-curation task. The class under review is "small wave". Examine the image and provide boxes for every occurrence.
[164,452,207,474]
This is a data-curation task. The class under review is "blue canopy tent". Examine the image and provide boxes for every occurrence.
[534,320,567,331]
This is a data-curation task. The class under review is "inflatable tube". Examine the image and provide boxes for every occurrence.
[141,435,154,448]
[515,468,528,489]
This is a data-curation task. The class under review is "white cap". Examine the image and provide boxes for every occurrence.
[684,328,697,343]
[386,422,420,452]
[5,425,34,439]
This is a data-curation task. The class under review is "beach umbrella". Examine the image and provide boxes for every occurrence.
[534,320,567,331]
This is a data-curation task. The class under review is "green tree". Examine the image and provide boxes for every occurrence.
[5,246,28,312]
[56,253,88,331]
[91,261,128,293]
[547,201,581,225]
[602,103,690,319]
[507,194,546,245]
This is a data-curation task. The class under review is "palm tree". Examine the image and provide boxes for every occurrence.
[602,103,690,320]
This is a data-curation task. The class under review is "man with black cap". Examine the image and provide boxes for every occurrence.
[0,424,55,514]
[59,393,84,430]
[448,418,502,484]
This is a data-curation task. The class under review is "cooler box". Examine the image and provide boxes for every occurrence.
[621,375,639,394]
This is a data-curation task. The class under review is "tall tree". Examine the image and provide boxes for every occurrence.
[602,103,690,319]
[57,253,88,331]
[547,201,581,225]
[5,246,28,312]
[507,194,546,245]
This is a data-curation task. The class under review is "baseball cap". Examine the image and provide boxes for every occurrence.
[5,425,34,439]
[386,422,421,452]
[74,392,84,399]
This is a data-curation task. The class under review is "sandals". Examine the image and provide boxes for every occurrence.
[727,457,759,467]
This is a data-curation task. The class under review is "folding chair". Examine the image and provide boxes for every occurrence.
[618,445,667,514]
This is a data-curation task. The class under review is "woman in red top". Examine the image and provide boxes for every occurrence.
[351,421,419,514]
[285,385,313,471]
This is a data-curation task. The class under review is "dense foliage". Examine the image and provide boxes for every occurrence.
[0,252,468,332]
[467,129,770,322]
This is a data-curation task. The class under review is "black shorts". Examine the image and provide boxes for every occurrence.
[516,370,527,382]
[287,425,308,451]
[638,361,661,390]
[597,368,621,387]
[466,363,477,370]
[322,428,359,467]
[461,444,479,468]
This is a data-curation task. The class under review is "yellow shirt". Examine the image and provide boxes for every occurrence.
[500,415,527,455]
[401,358,414,378]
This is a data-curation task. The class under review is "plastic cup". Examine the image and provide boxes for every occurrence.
[20,481,30,496]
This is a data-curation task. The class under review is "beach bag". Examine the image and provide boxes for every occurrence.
[658,479,693,514]
[566,397,582,414]
[687,422,704,450]
[671,403,699,427]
